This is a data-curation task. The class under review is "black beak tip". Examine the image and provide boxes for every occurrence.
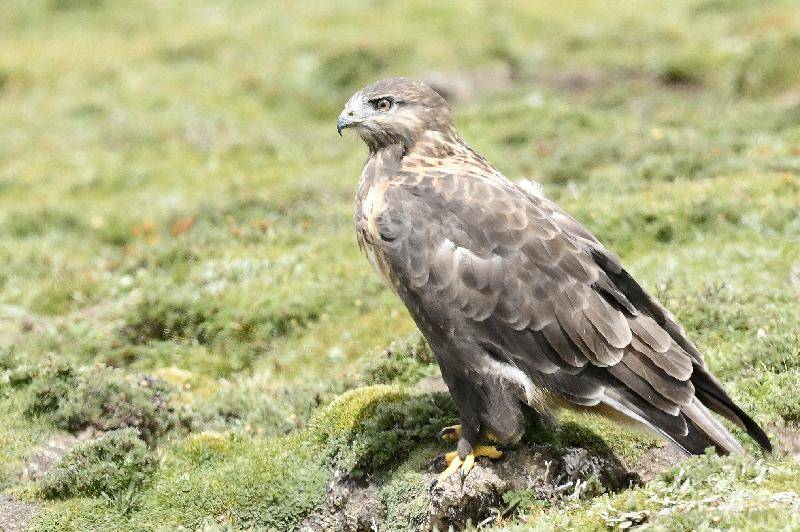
[337,125,343,137]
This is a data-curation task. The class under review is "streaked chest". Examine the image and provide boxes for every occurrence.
[355,159,393,287]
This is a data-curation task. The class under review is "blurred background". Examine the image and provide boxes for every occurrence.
[1,0,799,529]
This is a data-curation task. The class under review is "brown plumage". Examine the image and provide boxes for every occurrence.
[337,77,771,459]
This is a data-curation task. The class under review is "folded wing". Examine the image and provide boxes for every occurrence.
[374,172,770,454]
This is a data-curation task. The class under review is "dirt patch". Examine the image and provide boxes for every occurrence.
[300,444,640,531]
[531,68,659,95]
[626,443,685,483]
[421,64,688,108]
[1,429,99,530]
[0,495,39,532]
[770,423,800,462]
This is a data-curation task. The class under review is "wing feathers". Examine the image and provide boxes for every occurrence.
[691,364,773,452]
[630,315,672,353]
[622,351,694,406]
[630,336,693,381]
[541,321,589,368]
[606,362,680,415]
[583,291,632,348]
[370,172,770,456]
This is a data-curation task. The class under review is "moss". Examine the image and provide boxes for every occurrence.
[132,431,329,529]
[119,290,322,365]
[39,428,155,499]
[0,390,53,491]
[29,385,452,530]
[190,376,346,437]
[378,449,432,532]
[101,341,258,377]
[29,431,328,530]
[311,385,456,478]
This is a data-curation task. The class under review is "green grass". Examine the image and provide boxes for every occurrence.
[1,0,799,529]
[499,452,800,531]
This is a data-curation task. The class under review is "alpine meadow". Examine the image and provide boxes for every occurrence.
[1,1,800,530]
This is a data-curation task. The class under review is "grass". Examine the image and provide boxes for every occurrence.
[494,451,800,530]
[0,0,799,529]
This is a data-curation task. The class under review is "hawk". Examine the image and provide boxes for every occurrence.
[337,77,771,485]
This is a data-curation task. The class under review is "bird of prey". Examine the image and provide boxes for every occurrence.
[337,77,771,485]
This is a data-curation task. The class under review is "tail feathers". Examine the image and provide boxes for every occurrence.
[601,379,769,457]
[681,398,744,454]
[691,364,772,453]
[603,389,737,454]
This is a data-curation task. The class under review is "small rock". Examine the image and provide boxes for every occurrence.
[19,429,96,482]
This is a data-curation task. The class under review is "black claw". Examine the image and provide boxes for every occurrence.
[435,427,455,442]
[429,478,438,493]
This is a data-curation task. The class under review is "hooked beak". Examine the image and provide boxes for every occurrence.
[337,110,357,137]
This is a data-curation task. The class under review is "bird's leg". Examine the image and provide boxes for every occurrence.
[430,434,503,491]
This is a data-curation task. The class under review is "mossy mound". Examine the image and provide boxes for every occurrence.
[39,429,154,499]
[310,385,456,478]
[19,359,182,444]
[27,385,457,530]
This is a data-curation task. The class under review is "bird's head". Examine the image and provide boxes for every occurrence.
[337,77,454,153]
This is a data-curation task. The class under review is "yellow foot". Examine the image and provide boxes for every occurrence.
[435,424,461,442]
[430,446,503,491]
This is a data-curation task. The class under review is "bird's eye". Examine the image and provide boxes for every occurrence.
[375,98,392,112]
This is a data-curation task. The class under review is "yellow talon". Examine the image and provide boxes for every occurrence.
[443,450,459,465]
[430,445,503,491]
[473,445,503,459]
[436,454,463,485]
